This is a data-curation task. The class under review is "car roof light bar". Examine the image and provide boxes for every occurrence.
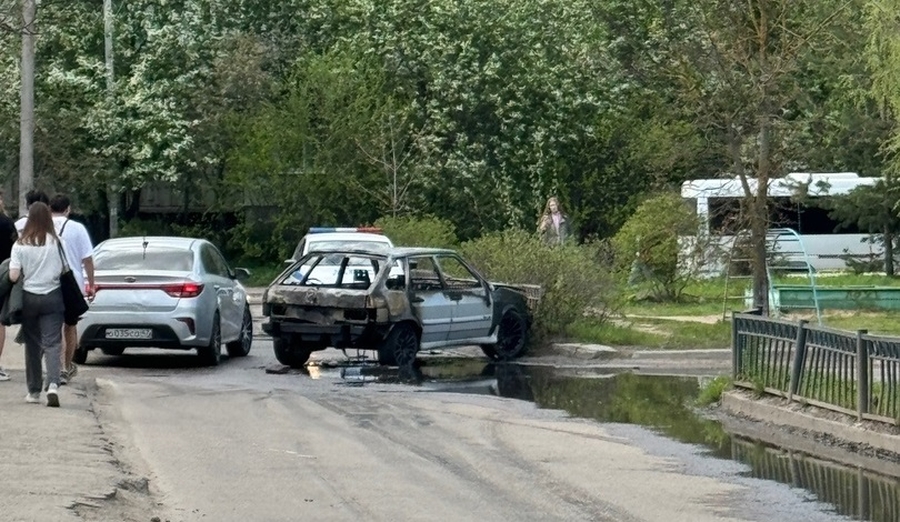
[308,227,383,234]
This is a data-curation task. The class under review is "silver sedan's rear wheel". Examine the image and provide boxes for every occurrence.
[198,312,222,366]
[226,306,253,357]
[73,347,89,364]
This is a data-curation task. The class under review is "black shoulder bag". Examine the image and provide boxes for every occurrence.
[56,220,89,320]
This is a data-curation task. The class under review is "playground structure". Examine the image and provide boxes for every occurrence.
[723,228,823,325]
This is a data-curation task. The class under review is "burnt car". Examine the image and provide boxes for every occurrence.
[261,247,532,368]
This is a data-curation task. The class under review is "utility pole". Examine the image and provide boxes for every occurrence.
[104,0,118,237]
[18,0,36,216]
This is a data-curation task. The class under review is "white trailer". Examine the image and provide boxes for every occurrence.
[680,172,881,275]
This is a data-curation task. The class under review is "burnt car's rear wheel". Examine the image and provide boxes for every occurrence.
[381,324,419,369]
[481,310,528,361]
[226,305,253,357]
[273,335,312,368]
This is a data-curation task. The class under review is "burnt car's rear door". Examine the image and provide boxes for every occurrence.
[435,254,493,342]
[406,256,453,344]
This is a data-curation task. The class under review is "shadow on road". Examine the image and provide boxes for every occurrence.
[82,351,232,370]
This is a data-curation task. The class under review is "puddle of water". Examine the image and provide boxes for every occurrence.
[359,358,900,522]
[309,356,900,521]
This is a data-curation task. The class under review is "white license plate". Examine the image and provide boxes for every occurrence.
[105,328,152,340]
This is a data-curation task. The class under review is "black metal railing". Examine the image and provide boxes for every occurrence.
[732,313,900,424]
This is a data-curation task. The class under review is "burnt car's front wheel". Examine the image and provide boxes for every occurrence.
[273,335,312,368]
[381,324,419,368]
[481,310,528,361]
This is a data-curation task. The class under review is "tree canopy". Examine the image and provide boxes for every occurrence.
[0,0,898,272]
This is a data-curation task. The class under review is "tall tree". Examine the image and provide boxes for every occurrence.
[655,0,856,312]
[867,0,900,172]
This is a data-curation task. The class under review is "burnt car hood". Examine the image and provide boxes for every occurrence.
[266,285,369,308]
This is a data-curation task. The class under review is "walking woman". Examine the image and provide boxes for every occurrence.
[537,196,570,246]
[9,202,65,407]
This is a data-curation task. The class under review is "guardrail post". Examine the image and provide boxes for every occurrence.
[788,319,808,401]
[731,311,740,379]
[857,330,869,421]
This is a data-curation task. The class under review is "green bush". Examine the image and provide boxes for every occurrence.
[460,229,620,339]
[374,215,459,248]
[117,218,175,238]
[612,192,709,302]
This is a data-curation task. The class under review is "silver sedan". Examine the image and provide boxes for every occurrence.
[75,236,253,365]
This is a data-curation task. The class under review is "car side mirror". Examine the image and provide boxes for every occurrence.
[233,267,251,281]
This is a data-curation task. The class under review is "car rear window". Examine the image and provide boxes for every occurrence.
[283,253,385,288]
[94,248,195,271]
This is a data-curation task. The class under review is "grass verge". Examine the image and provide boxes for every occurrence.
[697,376,733,406]
[622,274,900,318]
[567,317,731,349]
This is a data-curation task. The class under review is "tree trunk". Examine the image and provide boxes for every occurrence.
[884,227,894,276]
[750,195,769,313]
[124,188,141,220]
[18,0,36,216]
[753,107,772,314]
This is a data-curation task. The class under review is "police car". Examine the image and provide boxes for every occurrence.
[286,227,394,264]
[285,227,396,285]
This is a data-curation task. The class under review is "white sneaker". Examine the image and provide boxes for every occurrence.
[46,383,59,408]
[0,368,9,381]
[24,392,40,404]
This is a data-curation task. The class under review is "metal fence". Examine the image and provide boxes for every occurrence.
[732,313,900,424]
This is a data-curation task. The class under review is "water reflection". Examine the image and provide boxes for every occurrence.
[414,359,900,522]
[731,439,900,522]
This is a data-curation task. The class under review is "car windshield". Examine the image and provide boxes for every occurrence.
[283,253,387,288]
[94,247,195,272]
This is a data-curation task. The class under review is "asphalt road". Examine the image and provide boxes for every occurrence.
[67,306,846,522]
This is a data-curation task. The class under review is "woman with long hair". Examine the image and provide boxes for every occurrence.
[9,202,65,407]
[537,196,570,246]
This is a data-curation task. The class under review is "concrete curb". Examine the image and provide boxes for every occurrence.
[549,343,618,360]
[721,390,900,458]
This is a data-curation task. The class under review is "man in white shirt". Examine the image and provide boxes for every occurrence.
[50,194,95,383]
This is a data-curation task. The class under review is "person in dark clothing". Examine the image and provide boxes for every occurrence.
[537,196,571,246]
[0,191,18,381]
[14,189,49,235]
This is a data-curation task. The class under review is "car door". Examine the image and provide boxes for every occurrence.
[212,245,247,340]
[435,254,493,342]
[406,256,453,344]
[200,244,241,341]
